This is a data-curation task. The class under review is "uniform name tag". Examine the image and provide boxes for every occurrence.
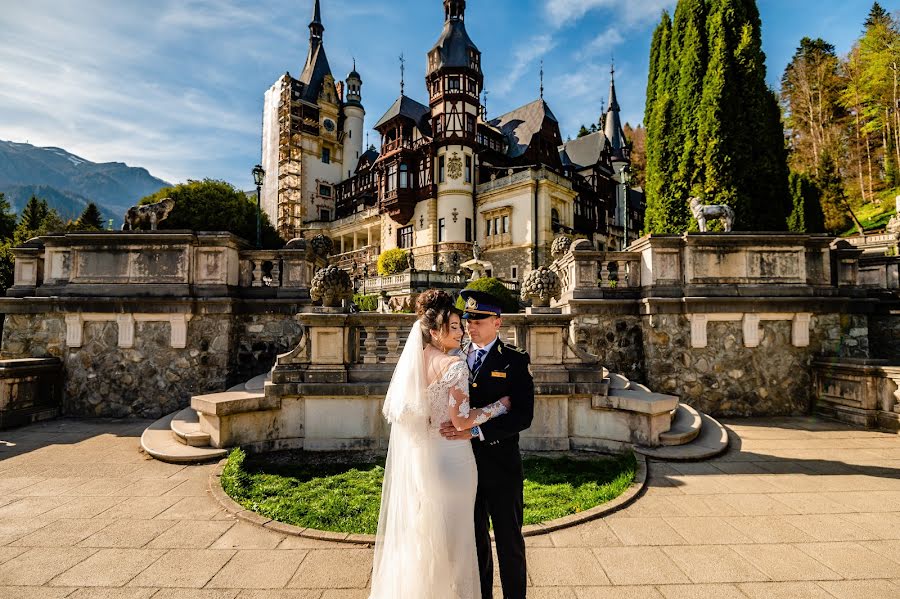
[491,371,507,378]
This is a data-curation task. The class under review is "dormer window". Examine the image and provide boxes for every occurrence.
[448,77,461,91]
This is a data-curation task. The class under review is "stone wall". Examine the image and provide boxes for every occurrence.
[870,313,900,360]
[643,313,870,417]
[572,315,645,383]
[231,314,304,386]
[1,314,66,359]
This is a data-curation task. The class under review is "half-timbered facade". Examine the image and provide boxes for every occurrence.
[261,0,644,281]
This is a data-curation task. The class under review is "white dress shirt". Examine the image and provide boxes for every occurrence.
[467,336,498,371]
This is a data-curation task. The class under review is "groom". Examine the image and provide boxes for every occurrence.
[441,289,535,599]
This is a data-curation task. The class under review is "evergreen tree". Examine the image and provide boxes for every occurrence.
[0,193,17,241]
[786,171,826,233]
[866,2,890,29]
[645,11,688,232]
[19,196,48,231]
[77,202,104,230]
[696,0,790,230]
[672,0,708,202]
[817,151,859,233]
[577,125,590,138]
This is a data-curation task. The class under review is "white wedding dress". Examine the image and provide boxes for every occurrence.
[370,324,481,599]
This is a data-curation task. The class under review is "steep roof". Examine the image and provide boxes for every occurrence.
[604,73,627,161]
[428,18,480,75]
[297,0,332,104]
[559,131,608,169]
[373,95,432,133]
[489,99,558,159]
[356,147,380,173]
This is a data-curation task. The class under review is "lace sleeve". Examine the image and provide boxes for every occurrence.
[443,360,471,417]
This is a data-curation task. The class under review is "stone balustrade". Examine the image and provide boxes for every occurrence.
[813,359,900,431]
[9,231,316,299]
[858,254,900,289]
[0,358,63,430]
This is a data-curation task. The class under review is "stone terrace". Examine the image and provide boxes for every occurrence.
[3,418,900,598]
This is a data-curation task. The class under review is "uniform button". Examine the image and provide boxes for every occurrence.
[472,383,478,388]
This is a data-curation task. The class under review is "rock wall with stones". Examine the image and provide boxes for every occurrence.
[642,313,870,417]
[869,313,900,360]
[572,315,645,383]
[231,315,304,386]
[0,312,306,419]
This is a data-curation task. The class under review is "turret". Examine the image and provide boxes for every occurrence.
[605,65,628,167]
[343,60,365,177]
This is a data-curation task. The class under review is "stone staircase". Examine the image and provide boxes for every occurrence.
[140,373,269,464]
[141,368,728,464]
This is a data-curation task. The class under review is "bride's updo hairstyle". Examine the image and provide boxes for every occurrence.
[415,289,460,346]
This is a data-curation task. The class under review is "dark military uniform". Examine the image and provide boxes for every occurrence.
[464,336,534,599]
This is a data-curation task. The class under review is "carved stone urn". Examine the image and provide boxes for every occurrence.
[310,234,334,261]
[310,265,353,307]
[521,267,562,308]
[551,235,573,260]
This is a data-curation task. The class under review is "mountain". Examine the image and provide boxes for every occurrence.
[0,140,171,222]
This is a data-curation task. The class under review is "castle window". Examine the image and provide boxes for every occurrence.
[322,147,331,164]
[448,76,460,91]
[397,225,413,249]
[387,164,397,192]
[511,266,518,280]
[399,163,409,189]
[466,114,475,134]
[483,207,512,248]
[319,184,332,197]
[502,214,509,234]
[465,218,472,242]
[465,155,472,182]
[438,156,445,183]
[485,218,492,236]
[319,208,331,221]
[438,218,446,242]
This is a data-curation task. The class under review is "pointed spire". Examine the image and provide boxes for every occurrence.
[399,52,406,96]
[605,62,626,162]
[309,0,324,46]
[539,60,544,100]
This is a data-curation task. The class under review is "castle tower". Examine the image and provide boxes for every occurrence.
[425,0,482,248]
[261,0,345,239]
[343,61,365,179]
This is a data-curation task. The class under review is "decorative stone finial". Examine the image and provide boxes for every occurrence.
[551,235,573,260]
[310,265,353,307]
[521,267,562,308]
[310,234,334,260]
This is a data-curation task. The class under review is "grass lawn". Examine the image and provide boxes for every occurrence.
[842,187,899,235]
[221,448,636,535]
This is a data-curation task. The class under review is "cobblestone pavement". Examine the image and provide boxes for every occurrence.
[2,417,900,598]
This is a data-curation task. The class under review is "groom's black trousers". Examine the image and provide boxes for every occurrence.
[474,474,527,599]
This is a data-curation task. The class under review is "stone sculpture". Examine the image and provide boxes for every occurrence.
[689,197,735,233]
[284,237,307,250]
[406,250,416,272]
[310,265,353,307]
[122,198,175,231]
[522,266,562,307]
[310,234,334,260]
[551,235,573,260]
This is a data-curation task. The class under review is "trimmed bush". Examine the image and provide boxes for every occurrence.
[353,293,378,312]
[454,277,519,314]
[377,248,408,275]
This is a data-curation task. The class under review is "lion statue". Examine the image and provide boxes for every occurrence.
[122,198,176,231]
[689,197,735,233]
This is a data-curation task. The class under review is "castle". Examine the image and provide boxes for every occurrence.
[261,0,643,280]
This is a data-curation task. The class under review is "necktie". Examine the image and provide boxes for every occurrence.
[472,348,486,373]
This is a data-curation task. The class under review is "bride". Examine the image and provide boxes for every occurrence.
[369,290,511,599]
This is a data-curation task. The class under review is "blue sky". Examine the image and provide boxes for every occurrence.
[0,0,878,190]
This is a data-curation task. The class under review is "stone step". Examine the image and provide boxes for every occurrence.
[169,407,211,447]
[659,403,702,447]
[141,412,228,464]
[227,372,270,393]
[607,373,632,390]
[634,411,729,461]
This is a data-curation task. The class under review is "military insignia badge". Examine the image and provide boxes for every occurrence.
[466,297,478,311]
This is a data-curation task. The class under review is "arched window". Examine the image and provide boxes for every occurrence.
[551,208,560,226]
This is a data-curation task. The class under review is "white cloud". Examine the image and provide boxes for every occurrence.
[578,29,625,60]
[492,34,557,97]
[544,0,674,28]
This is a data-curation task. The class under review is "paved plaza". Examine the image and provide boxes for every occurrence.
[1,418,900,598]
